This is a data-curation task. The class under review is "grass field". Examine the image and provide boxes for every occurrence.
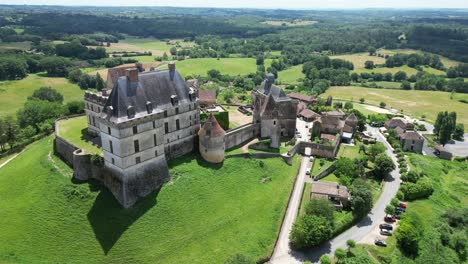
[91,37,196,56]
[277,64,305,84]
[363,154,467,262]
[0,136,299,263]
[159,58,260,77]
[323,86,468,127]
[57,116,102,155]
[261,20,317,26]
[331,54,386,69]
[0,41,31,51]
[372,81,405,89]
[0,74,83,117]
[355,65,419,75]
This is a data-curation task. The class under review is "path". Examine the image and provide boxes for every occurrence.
[0,152,22,169]
[270,156,309,263]
[269,126,400,263]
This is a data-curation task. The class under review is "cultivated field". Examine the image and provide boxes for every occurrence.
[0,41,31,51]
[331,54,386,69]
[159,58,262,77]
[0,74,83,117]
[323,86,468,127]
[0,135,299,263]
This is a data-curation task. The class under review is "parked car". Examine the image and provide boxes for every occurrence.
[306,168,311,175]
[309,156,313,162]
[380,229,393,236]
[395,208,405,213]
[379,223,393,230]
[399,202,407,209]
[375,240,387,247]
[384,216,396,222]
[393,214,401,220]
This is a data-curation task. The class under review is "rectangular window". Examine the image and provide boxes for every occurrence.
[164,110,168,117]
[133,126,138,135]
[152,121,156,129]
[107,127,111,135]
[165,122,169,134]
[154,134,157,146]
[91,105,94,111]
[189,104,191,111]
[134,140,140,153]
[92,116,96,126]
[190,115,192,120]
[175,107,179,115]
[111,158,115,165]
[155,150,158,157]
[136,157,141,164]
[109,140,113,154]
[98,107,101,113]
[176,119,180,130]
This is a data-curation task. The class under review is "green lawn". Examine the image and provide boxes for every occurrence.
[323,86,468,127]
[363,154,467,263]
[95,37,196,56]
[355,65,419,75]
[160,58,260,77]
[331,53,386,69]
[311,158,334,177]
[277,65,305,84]
[337,142,362,160]
[57,116,102,155]
[0,136,299,263]
[372,81,404,89]
[0,74,84,117]
[321,173,339,183]
[299,182,312,216]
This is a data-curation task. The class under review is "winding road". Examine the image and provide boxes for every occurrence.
[270,126,400,264]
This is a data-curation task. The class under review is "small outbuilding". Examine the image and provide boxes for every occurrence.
[435,145,453,160]
[310,182,350,211]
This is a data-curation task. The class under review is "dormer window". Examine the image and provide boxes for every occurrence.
[146,101,153,114]
[127,106,135,119]
[171,95,178,106]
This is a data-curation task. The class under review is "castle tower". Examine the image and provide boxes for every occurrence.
[198,114,225,163]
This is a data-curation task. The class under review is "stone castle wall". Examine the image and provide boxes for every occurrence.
[224,123,260,150]
[288,139,340,159]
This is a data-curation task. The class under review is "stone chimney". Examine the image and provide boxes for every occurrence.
[168,61,176,81]
[135,63,144,72]
[126,68,139,83]
[264,73,275,94]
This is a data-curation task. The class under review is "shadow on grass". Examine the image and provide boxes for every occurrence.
[168,152,224,170]
[80,128,101,147]
[86,183,159,255]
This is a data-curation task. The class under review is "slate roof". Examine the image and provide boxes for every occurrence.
[256,78,289,101]
[394,126,405,137]
[322,109,345,118]
[106,64,143,90]
[102,68,192,123]
[385,117,407,130]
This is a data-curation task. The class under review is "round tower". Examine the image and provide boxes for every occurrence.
[198,114,225,163]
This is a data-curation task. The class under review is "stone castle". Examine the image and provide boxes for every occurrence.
[81,65,297,208]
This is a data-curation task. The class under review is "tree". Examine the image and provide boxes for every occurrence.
[66,101,85,115]
[364,60,374,69]
[344,101,353,110]
[4,116,19,149]
[351,72,359,82]
[367,142,386,161]
[453,124,464,140]
[334,248,347,263]
[169,47,177,55]
[368,47,376,56]
[334,157,358,182]
[207,69,221,79]
[38,56,72,77]
[290,215,333,249]
[350,179,373,217]
[359,98,365,104]
[67,68,82,83]
[439,115,453,146]
[373,153,395,180]
[256,55,264,65]
[348,109,366,132]
[319,254,331,264]
[385,205,395,216]
[17,100,67,130]
[379,101,386,108]
[95,73,105,91]
[305,198,335,224]
[28,86,64,104]
[401,81,411,90]
[162,52,169,61]
[394,71,407,81]
[391,197,400,207]
[395,215,421,256]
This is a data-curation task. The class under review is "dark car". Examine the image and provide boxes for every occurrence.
[375,240,387,247]
[393,214,401,220]
[384,216,396,222]
[380,229,393,236]
[399,202,407,209]
[395,207,406,213]
[379,223,393,230]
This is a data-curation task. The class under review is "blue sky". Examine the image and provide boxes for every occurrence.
[2,0,468,9]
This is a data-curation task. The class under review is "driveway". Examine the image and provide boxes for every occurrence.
[269,126,400,263]
[270,156,310,263]
[443,133,468,157]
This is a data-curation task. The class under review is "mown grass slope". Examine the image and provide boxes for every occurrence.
[159,58,261,77]
[57,116,102,155]
[0,136,298,263]
[0,74,83,117]
[323,86,468,127]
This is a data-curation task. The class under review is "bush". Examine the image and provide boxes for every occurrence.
[66,101,85,114]
[396,190,405,201]
[290,215,332,249]
[401,178,434,200]
[305,198,335,224]
[401,171,421,183]
[399,167,407,174]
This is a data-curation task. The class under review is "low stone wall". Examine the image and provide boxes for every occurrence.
[313,161,337,180]
[288,140,340,159]
[54,136,79,167]
[225,123,260,150]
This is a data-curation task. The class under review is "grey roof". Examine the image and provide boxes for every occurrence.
[102,69,191,123]
[256,80,289,101]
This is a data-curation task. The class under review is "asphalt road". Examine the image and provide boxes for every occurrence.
[269,126,401,264]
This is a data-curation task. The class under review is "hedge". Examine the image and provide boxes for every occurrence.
[200,111,229,130]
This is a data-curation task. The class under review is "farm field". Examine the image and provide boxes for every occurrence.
[0,74,83,117]
[378,48,462,68]
[322,86,468,127]
[159,58,262,77]
[0,41,31,51]
[0,135,299,264]
[363,154,467,262]
[355,65,419,75]
[261,20,318,26]
[90,37,196,56]
[56,116,102,155]
[331,53,386,69]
